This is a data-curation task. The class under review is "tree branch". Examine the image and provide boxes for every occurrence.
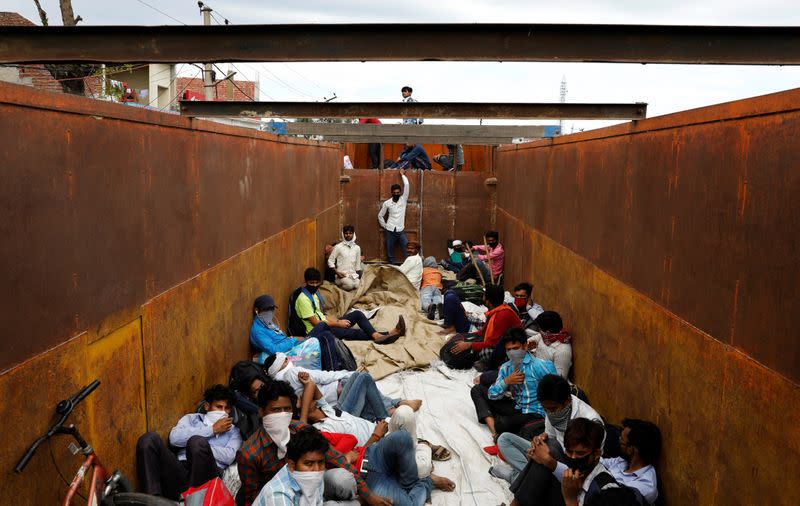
[31,0,49,26]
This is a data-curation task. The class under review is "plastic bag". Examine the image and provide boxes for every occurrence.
[343,155,354,170]
[182,477,234,506]
[258,337,322,370]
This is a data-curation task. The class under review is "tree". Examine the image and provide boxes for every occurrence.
[31,0,99,95]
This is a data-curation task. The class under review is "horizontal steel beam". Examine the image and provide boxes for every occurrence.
[3,24,800,65]
[181,101,647,120]
[285,123,551,137]
[319,136,530,145]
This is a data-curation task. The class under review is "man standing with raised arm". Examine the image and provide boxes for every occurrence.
[378,169,410,264]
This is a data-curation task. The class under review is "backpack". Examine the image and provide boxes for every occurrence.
[451,283,485,305]
[228,360,266,393]
[334,338,358,371]
[287,287,324,337]
[439,333,481,369]
[586,472,648,506]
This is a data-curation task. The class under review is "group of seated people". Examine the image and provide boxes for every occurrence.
[380,143,464,171]
[132,225,661,506]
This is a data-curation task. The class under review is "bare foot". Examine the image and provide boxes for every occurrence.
[473,375,481,385]
[398,399,423,411]
[431,474,456,492]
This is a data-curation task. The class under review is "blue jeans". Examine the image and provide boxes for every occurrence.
[384,230,408,264]
[419,286,442,311]
[330,311,380,341]
[308,322,340,371]
[442,290,470,333]
[365,432,433,506]
[337,372,399,422]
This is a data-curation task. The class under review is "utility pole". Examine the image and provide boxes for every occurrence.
[559,75,567,135]
[199,2,214,101]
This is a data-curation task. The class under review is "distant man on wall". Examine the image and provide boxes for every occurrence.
[401,86,423,125]
[359,117,382,169]
[378,169,410,264]
[433,144,464,171]
[328,225,362,291]
[385,144,432,171]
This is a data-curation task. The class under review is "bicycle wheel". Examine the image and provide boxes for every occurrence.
[105,493,178,506]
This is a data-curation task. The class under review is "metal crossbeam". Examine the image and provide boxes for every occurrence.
[284,123,550,144]
[180,101,647,120]
[2,24,800,65]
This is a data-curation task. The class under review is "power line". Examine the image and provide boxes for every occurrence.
[160,69,202,111]
[133,0,187,25]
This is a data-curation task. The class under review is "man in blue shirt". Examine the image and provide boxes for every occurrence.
[471,328,557,439]
[600,418,661,504]
[135,385,242,500]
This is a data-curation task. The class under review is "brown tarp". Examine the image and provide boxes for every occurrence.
[319,265,448,379]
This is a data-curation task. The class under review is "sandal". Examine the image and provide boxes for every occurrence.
[419,440,452,461]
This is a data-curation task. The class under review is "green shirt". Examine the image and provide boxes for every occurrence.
[294,291,326,333]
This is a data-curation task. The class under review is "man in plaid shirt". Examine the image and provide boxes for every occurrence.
[238,380,392,506]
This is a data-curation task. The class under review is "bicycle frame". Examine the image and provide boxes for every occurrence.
[63,451,109,506]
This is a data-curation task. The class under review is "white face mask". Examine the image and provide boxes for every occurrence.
[262,412,293,458]
[290,470,324,506]
[203,410,228,427]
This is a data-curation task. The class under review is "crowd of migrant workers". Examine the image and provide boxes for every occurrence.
[132,104,662,506]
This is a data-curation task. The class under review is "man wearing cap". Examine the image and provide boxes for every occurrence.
[251,294,341,371]
[442,240,469,273]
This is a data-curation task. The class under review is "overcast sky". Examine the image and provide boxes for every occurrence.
[6,0,800,131]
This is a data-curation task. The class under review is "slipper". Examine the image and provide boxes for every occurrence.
[431,444,452,461]
[483,445,499,456]
[375,333,401,345]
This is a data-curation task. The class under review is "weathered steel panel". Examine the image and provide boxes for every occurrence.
[496,86,800,383]
[498,213,800,506]
[142,220,316,435]
[0,82,340,372]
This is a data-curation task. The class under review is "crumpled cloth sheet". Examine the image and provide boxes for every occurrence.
[377,365,515,506]
[320,265,448,380]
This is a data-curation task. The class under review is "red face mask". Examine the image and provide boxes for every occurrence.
[514,297,527,308]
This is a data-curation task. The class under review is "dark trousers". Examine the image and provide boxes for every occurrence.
[457,259,491,285]
[470,385,544,436]
[510,439,567,506]
[368,143,380,169]
[442,290,471,334]
[136,432,219,500]
[330,310,379,341]
[308,322,341,371]
[384,230,408,264]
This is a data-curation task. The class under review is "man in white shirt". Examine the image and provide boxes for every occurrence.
[328,225,362,291]
[378,169,410,264]
[396,241,423,289]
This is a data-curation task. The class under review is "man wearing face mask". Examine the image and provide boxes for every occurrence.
[254,426,360,506]
[296,268,405,345]
[471,328,557,440]
[525,311,573,380]
[510,418,619,506]
[494,374,603,488]
[512,282,545,324]
[136,385,242,500]
[599,419,661,505]
[238,380,392,506]
[378,169,410,264]
[252,294,341,371]
[328,225,362,292]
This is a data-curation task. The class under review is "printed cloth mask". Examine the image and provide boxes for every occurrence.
[257,310,275,326]
[291,470,324,506]
[262,412,293,458]
[506,349,527,371]
[548,403,572,433]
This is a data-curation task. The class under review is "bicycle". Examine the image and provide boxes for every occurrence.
[15,379,176,506]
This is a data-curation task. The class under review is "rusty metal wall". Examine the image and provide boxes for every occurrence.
[497,212,800,505]
[496,87,800,384]
[342,170,494,262]
[496,87,800,505]
[0,81,341,373]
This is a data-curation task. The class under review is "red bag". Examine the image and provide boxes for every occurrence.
[182,477,235,506]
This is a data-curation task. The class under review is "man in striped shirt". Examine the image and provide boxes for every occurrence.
[237,381,391,506]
